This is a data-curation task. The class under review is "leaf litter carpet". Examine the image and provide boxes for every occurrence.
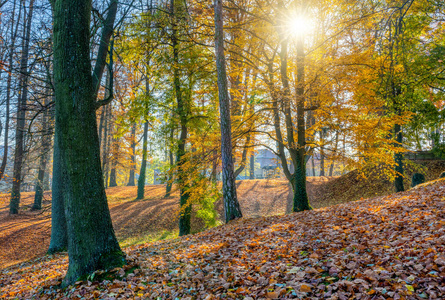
[1,179,445,299]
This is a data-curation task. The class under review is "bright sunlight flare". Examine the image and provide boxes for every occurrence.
[287,14,313,37]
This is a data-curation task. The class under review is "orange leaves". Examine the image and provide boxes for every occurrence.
[1,178,445,299]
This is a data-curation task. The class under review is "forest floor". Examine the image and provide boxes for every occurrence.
[0,176,444,298]
[0,160,444,298]
[0,176,334,270]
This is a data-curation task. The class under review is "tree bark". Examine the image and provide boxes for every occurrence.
[10,0,35,214]
[127,124,136,186]
[33,99,51,210]
[0,0,19,182]
[51,0,124,285]
[214,0,242,223]
[249,154,255,179]
[108,137,119,187]
[164,127,174,197]
[394,122,404,192]
[102,105,111,188]
[137,121,149,199]
[48,127,68,253]
[170,0,192,235]
[329,130,339,176]
[311,155,316,176]
[92,0,118,98]
[268,61,291,182]
[98,106,105,147]
[271,5,310,212]
[293,32,310,212]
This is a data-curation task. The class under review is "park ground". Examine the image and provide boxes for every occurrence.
[0,160,444,298]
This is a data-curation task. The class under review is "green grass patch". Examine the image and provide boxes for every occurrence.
[118,230,178,248]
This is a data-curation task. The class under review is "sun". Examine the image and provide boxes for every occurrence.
[287,14,313,37]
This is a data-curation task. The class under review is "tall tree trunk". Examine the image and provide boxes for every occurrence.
[98,106,105,146]
[214,0,242,223]
[108,165,117,187]
[103,106,112,188]
[293,31,310,212]
[33,99,51,210]
[51,0,124,285]
[170,0,191,235]
[273,3,310,212]
[108,137,118,187]
[48,127,68,253]
[249,154,254,179]
[268,60,291,182]
[311,155,316,176]
[177,122,190,236]
[276,10,308,210]
[0,0,19,182]
[136,6,152,198]
[164,127,174,197]
[389,11,408,193]
[329,130,339,176]
[164,150,174,196]
[394,121,404,192]
[320,150,325,176]
[10,0,35,214]
[319,130,325,176]
[101,106,109,183]
[137,121,148,199]
[127,124,136,186]
[329,160,334,176]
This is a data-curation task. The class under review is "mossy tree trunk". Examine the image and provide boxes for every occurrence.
[293,30,311,212]
[48,127,67,253]
[51,0,124,286]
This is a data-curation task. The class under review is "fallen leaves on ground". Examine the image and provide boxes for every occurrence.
[314,160,445,207]
[1,178,445,299]
[0,178,337,269]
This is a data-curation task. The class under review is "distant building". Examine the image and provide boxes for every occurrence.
[255,149,280,178]
[256,149,279,169]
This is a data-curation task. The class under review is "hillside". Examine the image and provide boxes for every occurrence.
[0,177,334,269]
[313,160,445,207]
[1,177,444,299]
[0,160,443,270]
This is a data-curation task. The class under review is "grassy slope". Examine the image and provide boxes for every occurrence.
[0,178,444,299]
